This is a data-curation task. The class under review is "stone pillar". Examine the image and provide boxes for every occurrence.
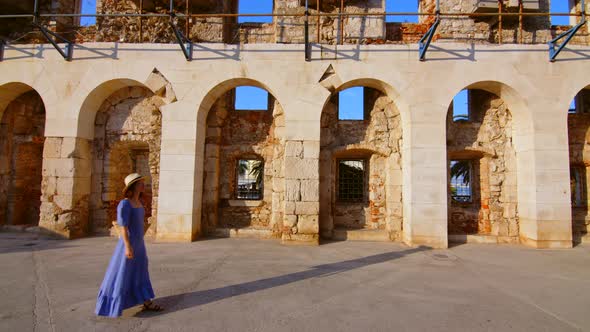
[282,140,320,245]
[402,104,448,249]
[156,100,201,242]
[40,137,92,239]
[517,101,572,249]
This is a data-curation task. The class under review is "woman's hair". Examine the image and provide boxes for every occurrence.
[124,180,144,200]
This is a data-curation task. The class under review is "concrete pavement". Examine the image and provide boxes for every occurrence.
[0,232,589,332]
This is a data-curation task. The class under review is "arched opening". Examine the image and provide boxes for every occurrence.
[446,88,518,243]
[201,82,285,238]
[89,85,164,237]
[0,87,45,228]
[320,84,403,241]
[566,85,590,245]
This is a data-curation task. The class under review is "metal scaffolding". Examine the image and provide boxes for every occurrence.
[0,0,587,62]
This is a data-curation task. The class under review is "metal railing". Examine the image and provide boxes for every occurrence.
[0,0,587,62]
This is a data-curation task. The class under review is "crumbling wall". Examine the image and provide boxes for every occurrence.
[96,0,237,43]
[0,0,80,42]
[320,88,403,240]
[202,90,285,235]
[420,0,553,44]
[90,86,163,237]
[0,91,45,227]
[567,88,590,242]
[446,90,518,239]
[274,0,385,44]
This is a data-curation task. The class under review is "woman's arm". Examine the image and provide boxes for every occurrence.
[122,226,134,259]
[117,200,134,259]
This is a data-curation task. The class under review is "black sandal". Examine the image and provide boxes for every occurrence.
[142,301,164,312]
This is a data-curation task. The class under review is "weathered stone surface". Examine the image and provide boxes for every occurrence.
[90,85,164,236]
[0,91,45,228]
[320,88,403,238]
[295,202,319,215]
[297,214,319,234]
[202,90,285,234]
[567,89,590,243]
[447,90,517,237]
[300,179,320,202]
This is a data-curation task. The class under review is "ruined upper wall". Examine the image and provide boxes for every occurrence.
[0,0,80,42]
[1,0,588,45]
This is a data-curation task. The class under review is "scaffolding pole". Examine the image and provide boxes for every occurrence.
[0,1,586,62]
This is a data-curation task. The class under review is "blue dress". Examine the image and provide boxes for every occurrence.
[95,199,155,317]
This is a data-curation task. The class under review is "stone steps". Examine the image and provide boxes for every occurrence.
[448,234,519,244]
[332,228,390,242]
[212,227,279,240]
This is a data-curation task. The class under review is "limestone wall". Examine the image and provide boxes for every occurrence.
[96,0,237,43]
[567,89,590,242]
[40,137,92,238]
[0,0,80,42]
[319,88,403,240]
[419,0,590,45]
[446,90,518,240]
[1,41,586,248]
[274,0,385,44]
[90,86,164,236]
[202,91,285,236]
[0,91,45,227]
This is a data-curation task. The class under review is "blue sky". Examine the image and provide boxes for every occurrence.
[81,1,573,26]
[385,0,418,23]
[239,0,273,23]
[453,90,469,119]
[235,86,269,110]
[81,0,96,26]
[551,0,572,25]
[339,87,364,120]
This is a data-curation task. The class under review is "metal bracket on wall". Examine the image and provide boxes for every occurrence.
[419,17,440,62]
[32,0,74,61]
[33,22,74,61]
[169,0,193,61]
[419,0,441,62]
[549,0,587,62]
[548,21,587,62]
[169,18,193,61]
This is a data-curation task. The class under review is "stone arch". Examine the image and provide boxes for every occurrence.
[0,83,46,229]
[71,69,176,238]
[319,80,403,242]
[566,84,590,245]
[198,78,285,238]
[445,82,520,244]
[77,69,176,140]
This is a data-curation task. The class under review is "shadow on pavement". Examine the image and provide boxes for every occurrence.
[137,245,430,317]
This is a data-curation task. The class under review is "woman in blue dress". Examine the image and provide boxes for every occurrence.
[95,173,163,317]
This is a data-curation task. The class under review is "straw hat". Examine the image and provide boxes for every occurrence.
[123,173,145,194]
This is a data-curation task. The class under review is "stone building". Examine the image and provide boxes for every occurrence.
[0,0,589,248]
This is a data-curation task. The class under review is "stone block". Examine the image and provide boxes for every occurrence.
[285,179,300,201]
[295,202,319,215]
[300,179,319,201]
[61,137,91,159]
[297,215,319,234]
[284,214,298,228]
[285,201,296,215]
[285,141,303,158]
[303,141,320,159]
[285,157,319,180]
[43,137,62,158]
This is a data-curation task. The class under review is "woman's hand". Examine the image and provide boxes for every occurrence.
[125,246,134,259]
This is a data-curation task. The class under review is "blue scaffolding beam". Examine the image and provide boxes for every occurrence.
[548,0,587,62]
[169,0,193,61]
[419,0,441,61]
[32,0,74,61]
